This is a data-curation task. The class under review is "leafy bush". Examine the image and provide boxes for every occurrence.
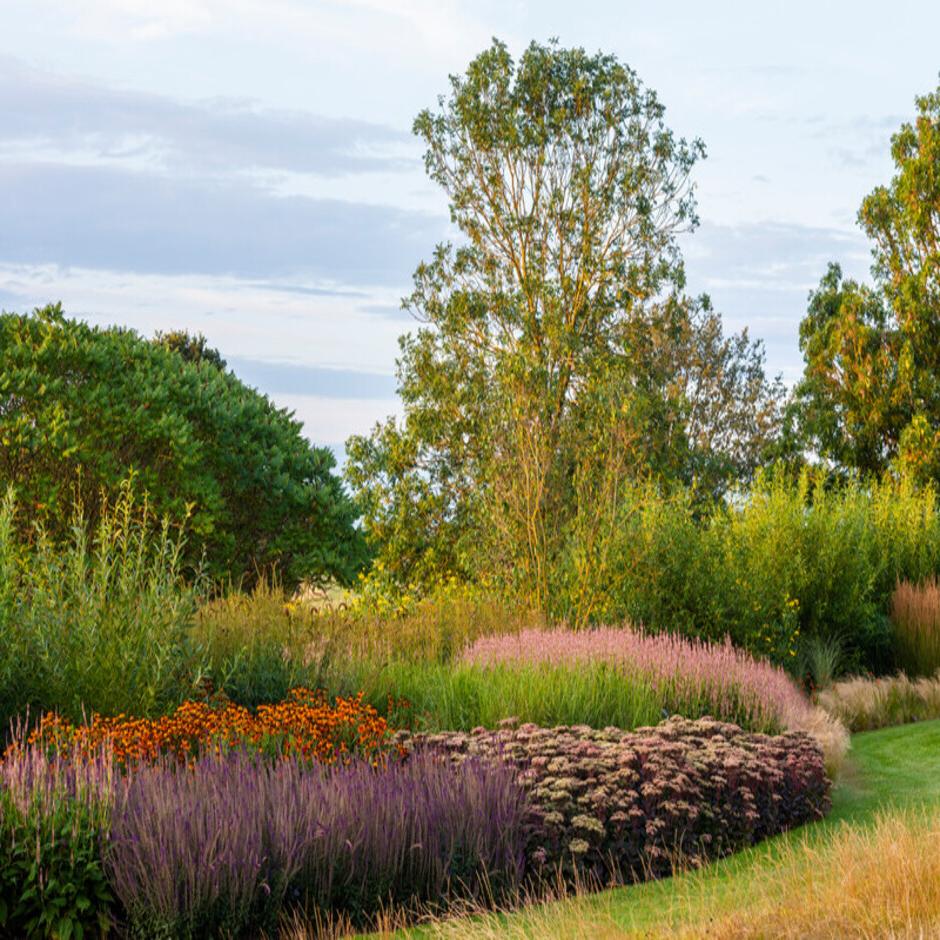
[0,484,202,730]
[405,717,830,887]
[106,751,528,936]
[0,748,115,938]
[0,304,365,585]
[891,578,940,675]
[818,672,940,731]
[601,469,940,672]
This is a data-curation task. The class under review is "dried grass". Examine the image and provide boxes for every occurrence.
[380,807,940,940]
[819,672,940,732]
[892,578,940,676]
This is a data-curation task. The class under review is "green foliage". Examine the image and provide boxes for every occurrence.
[796,633,846,692]
[0,483,202,728]
[0,767,113,939]
[603,470,940,672]
[191,578,331,708]
[795,79,940,482]
[342,661,664,733]
[153,329,227,370]
[0,304,365,585]
[347,39,783,619]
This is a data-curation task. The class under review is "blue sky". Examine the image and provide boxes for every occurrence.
[2,0,938,453]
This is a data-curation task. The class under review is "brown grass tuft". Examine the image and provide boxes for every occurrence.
[892,578,940,676]
[819,671,940,732]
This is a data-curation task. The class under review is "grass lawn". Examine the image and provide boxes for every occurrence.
[390,719,940,938]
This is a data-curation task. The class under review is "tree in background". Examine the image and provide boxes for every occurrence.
[347,40,783,620]
[0,304,366,586]
[795,81,940,480]
[154,329,228,370]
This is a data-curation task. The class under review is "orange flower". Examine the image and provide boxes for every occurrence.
[19,689,402,769]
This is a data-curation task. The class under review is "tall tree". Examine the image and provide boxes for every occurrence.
[347,40,782,618]
[796,81,940,479]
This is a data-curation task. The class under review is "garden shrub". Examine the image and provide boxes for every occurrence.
[106,751,528,936]
[0,305,366,586]
[602,469,940,673]
[0,484,202,731]
[403,717,830,886]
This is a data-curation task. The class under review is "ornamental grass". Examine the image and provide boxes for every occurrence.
[462,627,811,734]
[107,750,528,936]
[891,577,940,676]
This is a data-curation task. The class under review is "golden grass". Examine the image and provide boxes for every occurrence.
[892,578,940,676]
[819,672,940,732]
[792,704,850,779]
[399,807,940,940]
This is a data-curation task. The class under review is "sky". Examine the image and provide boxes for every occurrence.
[1,0,939,455]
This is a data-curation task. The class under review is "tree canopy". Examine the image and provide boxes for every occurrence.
[346,39,783,619]
[0,304,366,585]
[795,80,940,480]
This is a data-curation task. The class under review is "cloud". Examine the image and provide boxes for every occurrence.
[0,56,416,179]
[273,392,402,453]
[682,219,873,379]
[0,262,411,374]
[0,162,445,285]
[226,357,396,399]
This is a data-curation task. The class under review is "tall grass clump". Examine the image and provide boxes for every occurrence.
[891,577,940,675]
[106,750,528,936]
[0,483,202,729]
[463,627,812,735]
[192,576,331,707]
[818,671,940,731]
[330,578,547,664]
[673,807,940,940]
[343,660,664,733]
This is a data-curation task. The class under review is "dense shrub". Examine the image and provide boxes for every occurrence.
[105,751,527,937]
[404,717,830,886]
[818,672,940,731]
[0,749,114,939]
[0,304,365,585]
[599,470,940,672]
[0,484,202,731]
[891,579,940,676]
